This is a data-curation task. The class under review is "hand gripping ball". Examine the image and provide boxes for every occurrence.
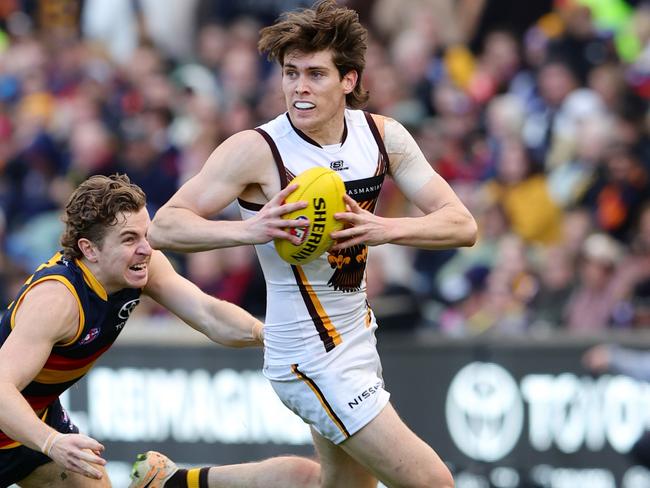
[274,167,346,265]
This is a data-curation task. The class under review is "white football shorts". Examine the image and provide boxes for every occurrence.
[264,323,391,444]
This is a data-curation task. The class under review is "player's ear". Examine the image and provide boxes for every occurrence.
[78,238,99,263]
[342,70,357,94]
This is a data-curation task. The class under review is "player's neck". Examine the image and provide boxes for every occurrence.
[289,113,346,147]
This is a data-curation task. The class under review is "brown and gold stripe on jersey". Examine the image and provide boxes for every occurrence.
[365,300,373,328]
[291,265,341,352]
[291,364,350,439]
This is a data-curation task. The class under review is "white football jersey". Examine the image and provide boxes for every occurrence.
[239,109,389,367]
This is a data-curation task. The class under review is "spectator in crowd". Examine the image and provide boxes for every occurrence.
[530,245,577,331]
[565,232,627,331]
[483,137,563,245]
[581,144,650,241]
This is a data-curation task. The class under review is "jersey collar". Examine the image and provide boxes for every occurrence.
[75,259,108,301]
[286,113,348,148]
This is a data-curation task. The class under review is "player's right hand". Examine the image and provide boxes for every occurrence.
[244,184,309,245]
[48,433,106,479]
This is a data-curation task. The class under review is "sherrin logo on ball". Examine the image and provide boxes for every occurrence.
[275,167,346,265]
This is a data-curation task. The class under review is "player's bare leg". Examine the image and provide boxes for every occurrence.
[18,460,111,487]
[340,402,454,488]
[311,428,378,488]
[130,451,320,488]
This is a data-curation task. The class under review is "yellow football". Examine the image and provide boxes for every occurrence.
[274,167,346,265]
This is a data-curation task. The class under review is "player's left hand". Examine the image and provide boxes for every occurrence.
[331,194,391,251]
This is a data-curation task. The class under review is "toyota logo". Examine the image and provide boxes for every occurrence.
[446,362,524,462]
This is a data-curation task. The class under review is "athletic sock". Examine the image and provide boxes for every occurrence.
[163,467,210,488]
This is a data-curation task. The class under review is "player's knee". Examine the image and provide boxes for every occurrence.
[280,456,321,487]
[398,464,454,488]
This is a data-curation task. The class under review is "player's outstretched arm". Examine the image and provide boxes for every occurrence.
[144,251,263,347]
[332,117,477,251]
[148,130,308,252]
[0,281,107,479]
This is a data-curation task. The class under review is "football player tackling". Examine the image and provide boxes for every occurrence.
[0,175,319,488]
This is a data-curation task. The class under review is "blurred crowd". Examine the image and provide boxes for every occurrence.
[1,0,650,336]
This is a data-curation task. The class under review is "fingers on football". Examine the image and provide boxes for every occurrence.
[333,211,360,224]
[273,229,305,246]
[331,237,364,251]
[277,201,307,216]
[330,227,365,250]
[281,217,310,228]
[273,184,299,204]
[342,194,359,211]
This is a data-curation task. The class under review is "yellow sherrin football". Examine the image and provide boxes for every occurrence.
[274,167,346,265]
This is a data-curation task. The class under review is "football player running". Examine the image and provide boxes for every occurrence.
[145,1,476,487]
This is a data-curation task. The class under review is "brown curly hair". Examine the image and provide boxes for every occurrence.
[60,174,146,260]
[258,0,369,109]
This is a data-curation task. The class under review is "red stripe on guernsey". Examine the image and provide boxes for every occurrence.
[44,343,111,370]
[0,430,20,448]
[23,393,59,411]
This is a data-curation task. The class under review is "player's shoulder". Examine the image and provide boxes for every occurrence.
[19,278,79,318]
[257,112,293,138]
[207,129,275,173]
[222,129,271,156]
[360,112,406,141]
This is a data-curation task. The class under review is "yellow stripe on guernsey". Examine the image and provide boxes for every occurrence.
[10,275,86,347]
[75,258,108,301]
[0,440,19,449]
[34,360,96,384]
[294,266,341,347]
[187,469,201,488]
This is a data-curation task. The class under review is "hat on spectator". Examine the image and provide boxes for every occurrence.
[581,233,623,266]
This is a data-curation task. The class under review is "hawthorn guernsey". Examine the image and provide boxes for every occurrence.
[274,167,346,265]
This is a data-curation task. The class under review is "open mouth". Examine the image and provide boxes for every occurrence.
[129,263,147,272]
[294,101,315,110]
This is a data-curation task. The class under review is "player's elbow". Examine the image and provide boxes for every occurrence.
[147,214,171,250]
[456,212,478,248]
[203,318,248,348]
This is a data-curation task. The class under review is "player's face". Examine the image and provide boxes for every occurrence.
[94,207,152,292]
[282,49,357,144]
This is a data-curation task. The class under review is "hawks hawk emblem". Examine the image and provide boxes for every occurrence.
[327,245,368,292]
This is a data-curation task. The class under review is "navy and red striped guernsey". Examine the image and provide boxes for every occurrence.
[0,252,141,449]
